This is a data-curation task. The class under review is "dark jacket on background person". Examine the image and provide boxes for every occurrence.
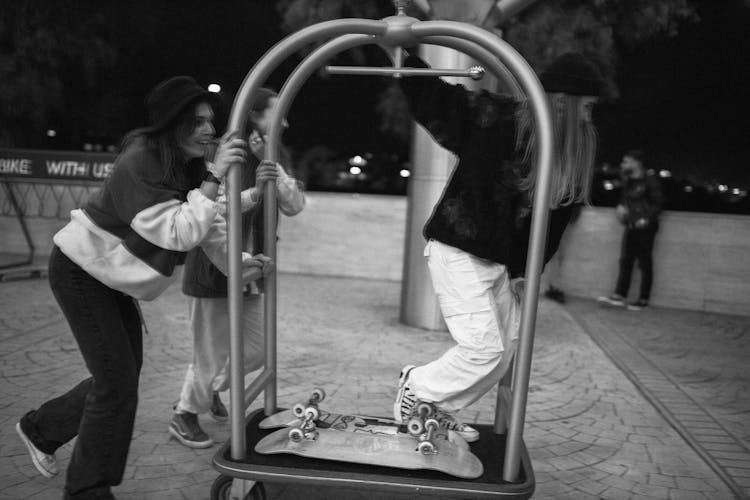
[399,55,573,279]
[621,173,663,229]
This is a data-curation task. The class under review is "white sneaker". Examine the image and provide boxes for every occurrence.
[393,365,417,423]
[597,294,626,307]
[15,422,58,478]
[434,408,480,443]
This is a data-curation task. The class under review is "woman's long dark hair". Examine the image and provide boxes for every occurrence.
[121,99,208,192]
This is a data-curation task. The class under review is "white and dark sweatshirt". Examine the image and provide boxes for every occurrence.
[53,140,230,301]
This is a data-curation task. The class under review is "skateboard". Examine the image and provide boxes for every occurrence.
[254,389,483,479]
[259,406,469,450]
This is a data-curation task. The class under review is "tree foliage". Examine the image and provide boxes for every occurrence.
[273,0,698,143]
[0,1,117,147]
[504,0,699,98]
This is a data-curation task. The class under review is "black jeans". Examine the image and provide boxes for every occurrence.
[615,225,658,301]
[21,246,142,499]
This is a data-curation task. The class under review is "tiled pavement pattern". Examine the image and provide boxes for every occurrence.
[567,299,750,499]
[1,272,746,499]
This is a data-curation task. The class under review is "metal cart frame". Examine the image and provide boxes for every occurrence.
[213,3,554,498]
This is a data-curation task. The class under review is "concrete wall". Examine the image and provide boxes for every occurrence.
[554,207,750,316]
[2,189,748,316]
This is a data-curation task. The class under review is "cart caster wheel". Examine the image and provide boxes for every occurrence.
[210,475,266,500]
[418,440,436,455]
[292,403,306,418]
[407,417,424,436]
[311,387,326,402]
[289,427,305,442]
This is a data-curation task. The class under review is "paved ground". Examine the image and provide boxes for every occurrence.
[1,269,748,499]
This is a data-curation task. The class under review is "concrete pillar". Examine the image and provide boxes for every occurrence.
[399,43,497,330]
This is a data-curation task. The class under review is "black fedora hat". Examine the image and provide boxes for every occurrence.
[143,76,220,132]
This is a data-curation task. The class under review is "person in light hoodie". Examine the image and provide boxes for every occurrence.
[15,76,272,500]
[171,88,305,448]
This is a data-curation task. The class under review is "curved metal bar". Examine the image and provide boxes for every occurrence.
[410,20,554,482]
[224,20,386,461]
[225,16,551,481]
[324,65,485,79]
[420,35,523,97]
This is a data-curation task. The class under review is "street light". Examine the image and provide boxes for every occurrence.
[208,83,221,93]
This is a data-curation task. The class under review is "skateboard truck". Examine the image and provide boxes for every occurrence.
[288,388,326,442]
[407,401,442,455]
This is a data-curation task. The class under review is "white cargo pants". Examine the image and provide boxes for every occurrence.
[176,295,264,415]
[409,240,521,412]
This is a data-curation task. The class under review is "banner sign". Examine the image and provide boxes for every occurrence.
[0,149,117,182]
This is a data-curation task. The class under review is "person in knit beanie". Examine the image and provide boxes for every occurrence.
[392,50,604,442]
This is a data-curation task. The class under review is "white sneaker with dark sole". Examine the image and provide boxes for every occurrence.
[15,422,58,478]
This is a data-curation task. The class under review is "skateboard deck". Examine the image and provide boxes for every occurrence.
[254,425,484,479]
[259,408,469,450]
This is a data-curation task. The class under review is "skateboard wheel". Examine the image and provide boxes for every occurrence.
[288,427,305,442]
[407,417,424,436]
[418,440,436,455]
[311,388,326,403]
[304,406,319,421]
[425,418,439,432]
[292,403,306,418]
[416,402,434,418]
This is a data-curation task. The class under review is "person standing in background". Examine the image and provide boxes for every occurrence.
[598,150,663,310]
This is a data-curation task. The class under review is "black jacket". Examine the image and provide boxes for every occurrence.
[400,55,573,279]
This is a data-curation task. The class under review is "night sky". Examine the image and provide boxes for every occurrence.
[595,0,750,188]
[39,0,750,189]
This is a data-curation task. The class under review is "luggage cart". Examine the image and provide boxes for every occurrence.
[211,2,554,498]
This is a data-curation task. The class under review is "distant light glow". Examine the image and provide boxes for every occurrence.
[732,188,742,196]
[349,155,367,167]
[659,169,671,178]
[46,129,56,137]
[603,180,615,191]
[718,184,728,192]
[399,169,411,178]
[349,166,362,175]
[208,83,221,93]
[683,185,694,193]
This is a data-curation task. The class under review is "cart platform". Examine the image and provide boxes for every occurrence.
[213,409,535,499]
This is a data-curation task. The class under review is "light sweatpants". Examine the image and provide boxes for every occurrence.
[409,240,521,412]
[176,294,264,415]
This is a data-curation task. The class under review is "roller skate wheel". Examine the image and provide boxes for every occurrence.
[304,406,319,421]
[288,427,305,442]
[416,402,434,418]
[407,418,424,436]
[292,403,306,418]
[418,440,435,455]
[311,388,326,403]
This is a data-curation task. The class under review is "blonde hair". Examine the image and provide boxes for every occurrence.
[515,94,598,208]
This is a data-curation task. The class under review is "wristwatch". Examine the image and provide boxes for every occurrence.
[203,171,221,184]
